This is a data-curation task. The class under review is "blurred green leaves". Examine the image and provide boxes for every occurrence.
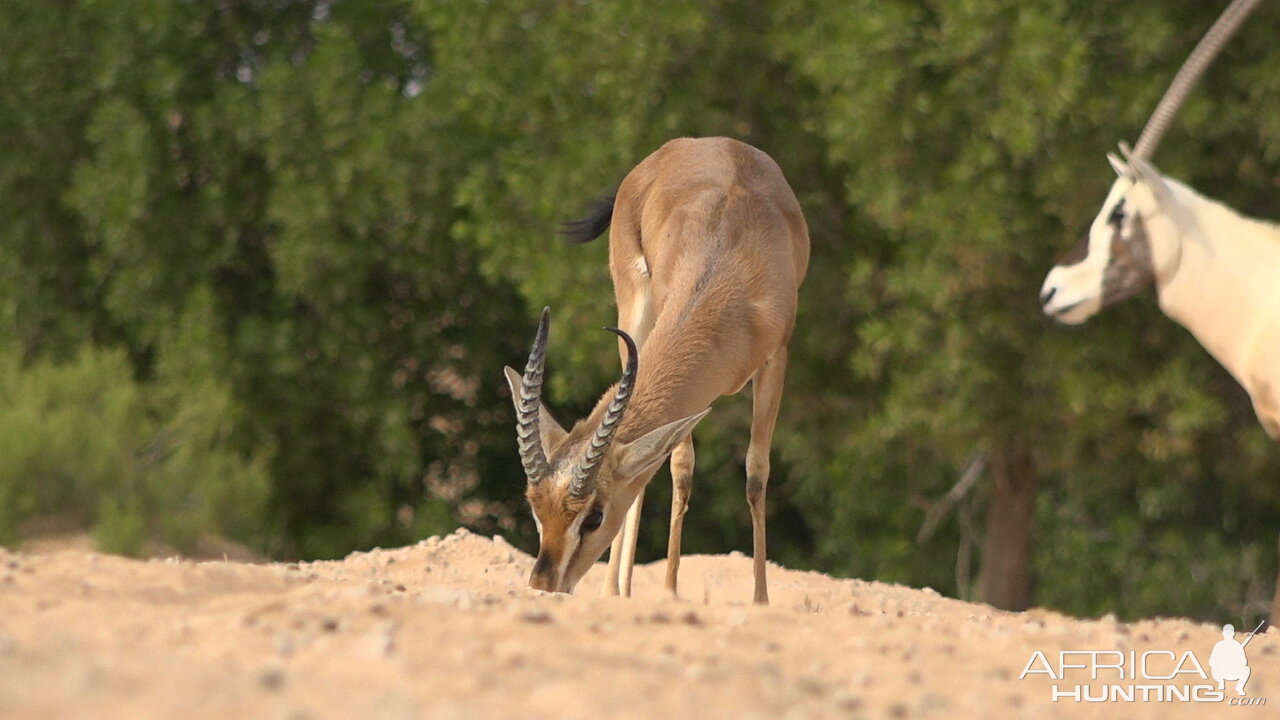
[0,0,1276,621]
[0,343,270,555]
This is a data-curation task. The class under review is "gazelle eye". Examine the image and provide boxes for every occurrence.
[581,508,604,533]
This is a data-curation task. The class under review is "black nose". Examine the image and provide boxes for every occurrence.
[1039,286,1056,308]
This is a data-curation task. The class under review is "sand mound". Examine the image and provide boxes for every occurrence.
[0,528,1273,719]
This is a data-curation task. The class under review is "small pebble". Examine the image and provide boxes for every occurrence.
[519,608,553,624]
[258,666,285,691]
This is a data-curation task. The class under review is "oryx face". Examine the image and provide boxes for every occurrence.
[1040,152,1167,324]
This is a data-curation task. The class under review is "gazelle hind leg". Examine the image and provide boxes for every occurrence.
[607,232,652,599]
[664,434,695,596]
[618,486,645,596]
[746,348,788,605]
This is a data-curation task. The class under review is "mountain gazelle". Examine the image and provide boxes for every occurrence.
[503,137,810,604]
[1039,0,1280,619]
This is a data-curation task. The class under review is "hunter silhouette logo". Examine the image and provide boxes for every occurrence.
[1210,621,1263,696]
[1019,620,1268,706]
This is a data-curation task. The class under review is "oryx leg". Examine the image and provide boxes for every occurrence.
[746,348,788,605]
[664,434,695,596]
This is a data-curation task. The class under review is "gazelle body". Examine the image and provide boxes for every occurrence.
[1040,151,1280,438]
[504,137,809,604]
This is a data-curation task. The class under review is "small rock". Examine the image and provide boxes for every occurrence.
[833,692,862,711]
[258,666,285,691]
[519,608,553,624]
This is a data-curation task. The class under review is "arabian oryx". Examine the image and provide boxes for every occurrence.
[1039,0,1280,621]
[504,137,810,604]
[1039,0,1278,437]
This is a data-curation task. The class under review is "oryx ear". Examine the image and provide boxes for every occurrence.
[613,408,711,480]
[503,366,568,455]
[1107,152,1127,177]
[1117,143,1175,208]
[1130,159,1175,209]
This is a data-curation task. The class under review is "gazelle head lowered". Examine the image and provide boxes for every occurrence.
[502,308,707,594]
[1040,145,1191,324]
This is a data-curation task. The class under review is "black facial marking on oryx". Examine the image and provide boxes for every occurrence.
[1100,211,1155,307]
[1107,199,1126,228]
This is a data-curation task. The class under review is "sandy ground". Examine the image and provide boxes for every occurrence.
[0,528,1275,720]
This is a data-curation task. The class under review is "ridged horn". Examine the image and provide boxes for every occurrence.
[516,308,552,484]
[569,327,639,497]
[1130,0,1262,160]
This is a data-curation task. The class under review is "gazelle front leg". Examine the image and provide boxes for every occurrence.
[746,349,788,605]
[664,434,695,596]
[601,529,625,596]
[599,489,645,596]
[617,486,645,596]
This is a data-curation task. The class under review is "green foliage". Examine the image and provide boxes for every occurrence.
[0,0,1276,620]
[0,344,270,554]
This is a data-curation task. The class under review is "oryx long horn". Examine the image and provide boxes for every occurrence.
[516,307,553,484]
[1131,0,1263,160]
[569,327,639,497]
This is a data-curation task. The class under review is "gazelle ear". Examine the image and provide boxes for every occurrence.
[1107,152,1128,177]
[503,366,568,455]
[614,408,711,480]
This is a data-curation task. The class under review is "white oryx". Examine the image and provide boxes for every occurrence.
[1040,0,1278,439]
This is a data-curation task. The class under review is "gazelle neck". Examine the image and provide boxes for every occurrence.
[583,334,724,446]
[1154,182,1280,387]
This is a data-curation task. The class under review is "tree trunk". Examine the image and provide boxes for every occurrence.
[1272,533,1280,628]
[977,439,1036,611]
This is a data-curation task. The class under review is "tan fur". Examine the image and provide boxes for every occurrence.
[523,137,810,603]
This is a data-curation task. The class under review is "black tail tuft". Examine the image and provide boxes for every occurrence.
[559,193,616,244]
